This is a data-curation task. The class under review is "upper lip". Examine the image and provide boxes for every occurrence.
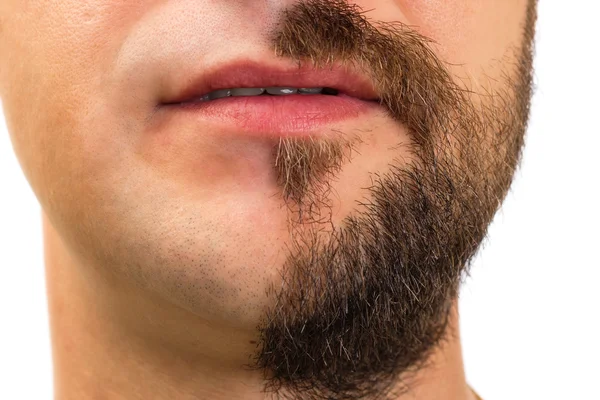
[160,60,380,105]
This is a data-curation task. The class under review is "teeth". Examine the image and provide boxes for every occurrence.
[193,87,333,102]
[266,87,298,95]
[230,88,266,97]
[298,87,324,94]
[208,89,231,100]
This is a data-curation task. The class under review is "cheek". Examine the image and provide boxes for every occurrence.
[369,0,528,66]
[395,0,530,102]
[0,1,151,193]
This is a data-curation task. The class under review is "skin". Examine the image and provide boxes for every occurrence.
[0,1,531,399]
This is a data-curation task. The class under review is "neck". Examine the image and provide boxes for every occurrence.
[44,212,475,400]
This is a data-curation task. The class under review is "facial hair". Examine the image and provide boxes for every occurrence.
[253,1,537,399]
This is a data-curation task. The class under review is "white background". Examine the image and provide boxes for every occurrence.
[1,2,599,399]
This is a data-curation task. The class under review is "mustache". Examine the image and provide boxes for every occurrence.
[270,0,471,209]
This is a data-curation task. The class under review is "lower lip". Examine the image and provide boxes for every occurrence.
[160,94,381,137]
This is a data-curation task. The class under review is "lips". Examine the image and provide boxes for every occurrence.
[158,60,382,137]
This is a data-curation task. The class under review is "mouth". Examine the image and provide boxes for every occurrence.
[172,86,344,103]
[158,61,383,137]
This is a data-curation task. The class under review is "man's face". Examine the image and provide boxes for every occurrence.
[0,1,535,399]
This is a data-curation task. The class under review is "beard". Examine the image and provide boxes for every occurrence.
[252,1,537,399]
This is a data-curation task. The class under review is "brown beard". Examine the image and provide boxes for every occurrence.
[254,1,537,399]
